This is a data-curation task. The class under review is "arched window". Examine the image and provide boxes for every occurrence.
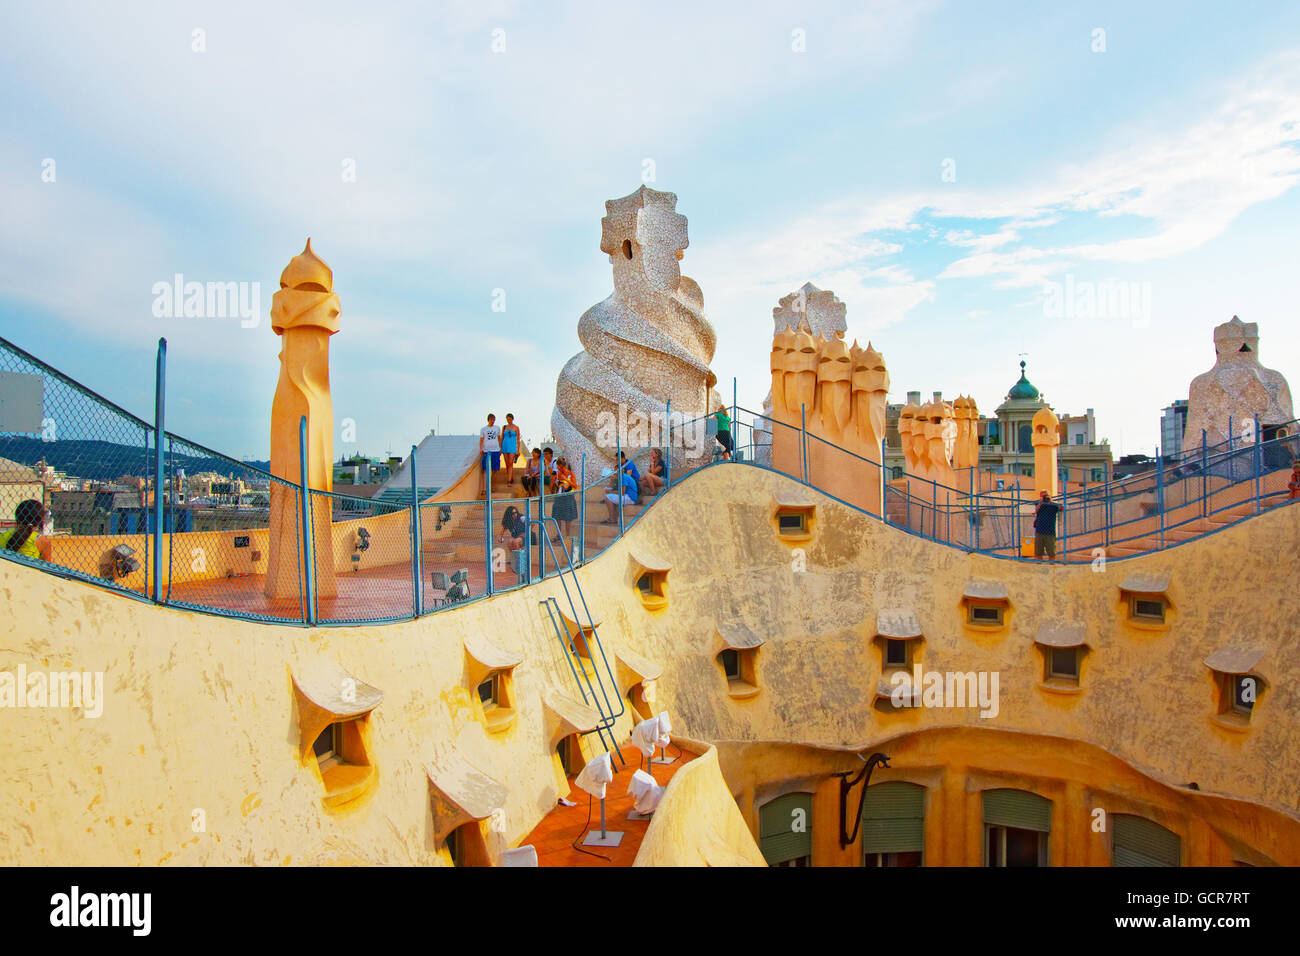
[1111,815,1180,867]
[759,793,813,867]
[983,788,1051,867]
[862,781,926,867]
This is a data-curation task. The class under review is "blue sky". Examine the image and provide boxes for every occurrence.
[2,0,1299,460]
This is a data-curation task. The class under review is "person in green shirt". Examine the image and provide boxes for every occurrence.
[713,406,733,461]
[3,499,51,561]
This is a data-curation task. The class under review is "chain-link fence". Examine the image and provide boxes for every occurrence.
[0,336,155,597]
[5,331,1299,619]
[161,432,305,623]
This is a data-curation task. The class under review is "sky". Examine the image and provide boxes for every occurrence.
[2,0,1299,461]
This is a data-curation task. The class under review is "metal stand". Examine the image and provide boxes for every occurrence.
[651,743,676,766]
[582,797,624,847]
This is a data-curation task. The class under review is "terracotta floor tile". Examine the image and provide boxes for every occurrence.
[524,738,696,867]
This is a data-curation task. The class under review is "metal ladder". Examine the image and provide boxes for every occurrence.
[534,516,626,766]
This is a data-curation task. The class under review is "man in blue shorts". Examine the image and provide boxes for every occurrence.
[480,413,502,491]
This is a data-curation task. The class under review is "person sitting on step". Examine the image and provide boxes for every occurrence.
[603,468,639,524]
[521,448,542,496]
[642,448,666,495]
[550,457,578,542]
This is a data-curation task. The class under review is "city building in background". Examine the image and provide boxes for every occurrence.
[885,361,1113,486]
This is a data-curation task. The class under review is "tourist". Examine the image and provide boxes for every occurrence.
[479,413,502,489]
[1289,461,1300,500]
[619,451,641,497]
[1033,491,1061,562]
[714,404,733,461]
[3,499,51,561]
[521,448,542,496]
[551,457,578,541]
[501,413,522,484]
[642,448,666,495]
[498,505,527,551]
[603,468,639,523]
[542,447,557,490]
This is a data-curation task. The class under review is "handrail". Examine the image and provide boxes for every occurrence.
[3,322,1298,629]
[540,596,617,759]
[535,516,626,766]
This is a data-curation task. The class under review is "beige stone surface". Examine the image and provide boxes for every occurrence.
[2,463,1298,865]
[267,239,340,600]
[551,187,717,471]
[768,303,890,513]
[1185,316,1294,448]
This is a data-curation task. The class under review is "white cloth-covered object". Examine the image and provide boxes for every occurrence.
[500,846,538,867]
[626,769,665,815]
[574,751,614,799]
[631,717,659,757]
[655,710,672,748]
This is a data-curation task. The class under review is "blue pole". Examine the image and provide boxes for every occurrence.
[485,450,494,596]
[538,444,546,581]
[800,404,808,484]
[617,429,624,535]
[1061,484,1068,564]
[881,438,888,522]
[664,399,671,490]
[299,416,316,626]
[411,444,422,617]
[1254,415,1262,514]
[578,454,586,564]
[524,496,532,582]
[1104,471,1111,551]
[152,338,166,603]
[1156,447,1165,551]
[732,376,738,458]
[1201,429,1208,517]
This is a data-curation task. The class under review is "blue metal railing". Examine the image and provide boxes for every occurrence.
[536,515,626,766]
[2,333,1298,625]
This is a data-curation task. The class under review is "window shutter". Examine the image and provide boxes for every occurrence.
[982,788,1052,832]
[1112,815,1181,867]
[862,782,925,855]
[759,793,813,865]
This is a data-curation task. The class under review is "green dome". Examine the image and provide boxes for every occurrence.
[1008,360,1040,400]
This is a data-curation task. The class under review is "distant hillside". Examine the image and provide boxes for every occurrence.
[0,436,270,483]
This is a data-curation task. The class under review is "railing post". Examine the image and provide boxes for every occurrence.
[152,337,166,603]
[881,438,888,522]
[1156,447,1165,550]
[664,399,671,490]
[1201,429,1208,518]
[485,452,494,596]
[732,377,738,456]
[579,454,586,564]
[411,444,422,617]
[800,404,808,484]
[1061,486,1068,563]
[1254,414,1262,514]
[524,497,533,582]
[538,445,546,581]
[617,429,624,535]
[299,416,316,626]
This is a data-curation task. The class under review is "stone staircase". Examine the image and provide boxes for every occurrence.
[420,468,666,566]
